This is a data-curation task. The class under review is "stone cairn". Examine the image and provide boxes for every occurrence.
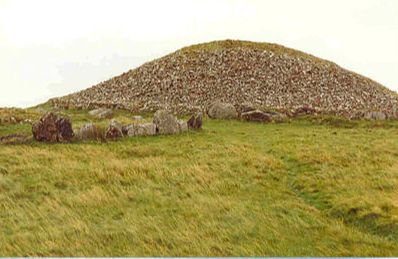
[49,40,398,119]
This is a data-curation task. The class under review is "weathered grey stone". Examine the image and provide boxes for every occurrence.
[89,108,113,119]
[241,110,272,123]
[153,110,180,135]
[177,120,188,133]
[105,119,123,139]
[125,123,156,137]
[364,111,386,120]
[208,102,238,119]
[187,112,203,130]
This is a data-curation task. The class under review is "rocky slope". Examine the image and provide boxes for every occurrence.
[50,40,398,118]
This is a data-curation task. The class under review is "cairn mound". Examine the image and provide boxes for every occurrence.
[50,40,398,118]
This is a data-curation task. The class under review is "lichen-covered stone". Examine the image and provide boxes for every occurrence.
[124,123,156,137]
[208,102,238,119]
[153,110,180,135]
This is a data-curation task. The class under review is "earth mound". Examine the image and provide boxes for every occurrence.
[50,40,398,118]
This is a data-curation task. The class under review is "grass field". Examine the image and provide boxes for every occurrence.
[0,107,398,256]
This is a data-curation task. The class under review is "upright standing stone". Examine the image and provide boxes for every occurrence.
[153,110,180,135]
[105,119,123,139]
[187,112,203,129]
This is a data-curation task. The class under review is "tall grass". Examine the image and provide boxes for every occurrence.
[0,108,398,256]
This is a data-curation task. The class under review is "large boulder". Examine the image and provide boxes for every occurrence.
[187,112,203,130]
[76,123,102,140]
[88,108,113,119]
[105,119,123,139]
[153,110,180,135]
[241,110,272,123]
[32,112,74,142]
[208,102,238,119]
[124,123,156,137]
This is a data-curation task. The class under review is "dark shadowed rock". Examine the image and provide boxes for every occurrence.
[238,103,256,114]
[105,119,123,139]
[187,112,203,130]
[32,112,74,142]
[208,102,238,119]
[241,110,272,123]
[153,110,180,135]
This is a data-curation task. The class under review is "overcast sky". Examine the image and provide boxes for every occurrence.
[0,0,397,108]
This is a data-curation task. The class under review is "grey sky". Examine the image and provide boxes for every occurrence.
[0,0,397,107]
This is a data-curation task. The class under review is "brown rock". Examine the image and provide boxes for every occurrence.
[241,110,272,123]
[187,112,203,130]
[32,112,73,142]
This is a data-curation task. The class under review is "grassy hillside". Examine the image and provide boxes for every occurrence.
[0,107,398,256]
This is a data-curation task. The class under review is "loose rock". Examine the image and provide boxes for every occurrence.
[241,110,272,123]
[49,40,398,119]
[32,112,74,142]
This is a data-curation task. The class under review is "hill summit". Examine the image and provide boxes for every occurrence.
[50,40,398,118]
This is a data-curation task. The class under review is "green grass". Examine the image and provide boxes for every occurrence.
[1,108,398,256]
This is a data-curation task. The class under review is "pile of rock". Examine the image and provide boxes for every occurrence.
[49,40,398,119]
[31,111,202,143]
